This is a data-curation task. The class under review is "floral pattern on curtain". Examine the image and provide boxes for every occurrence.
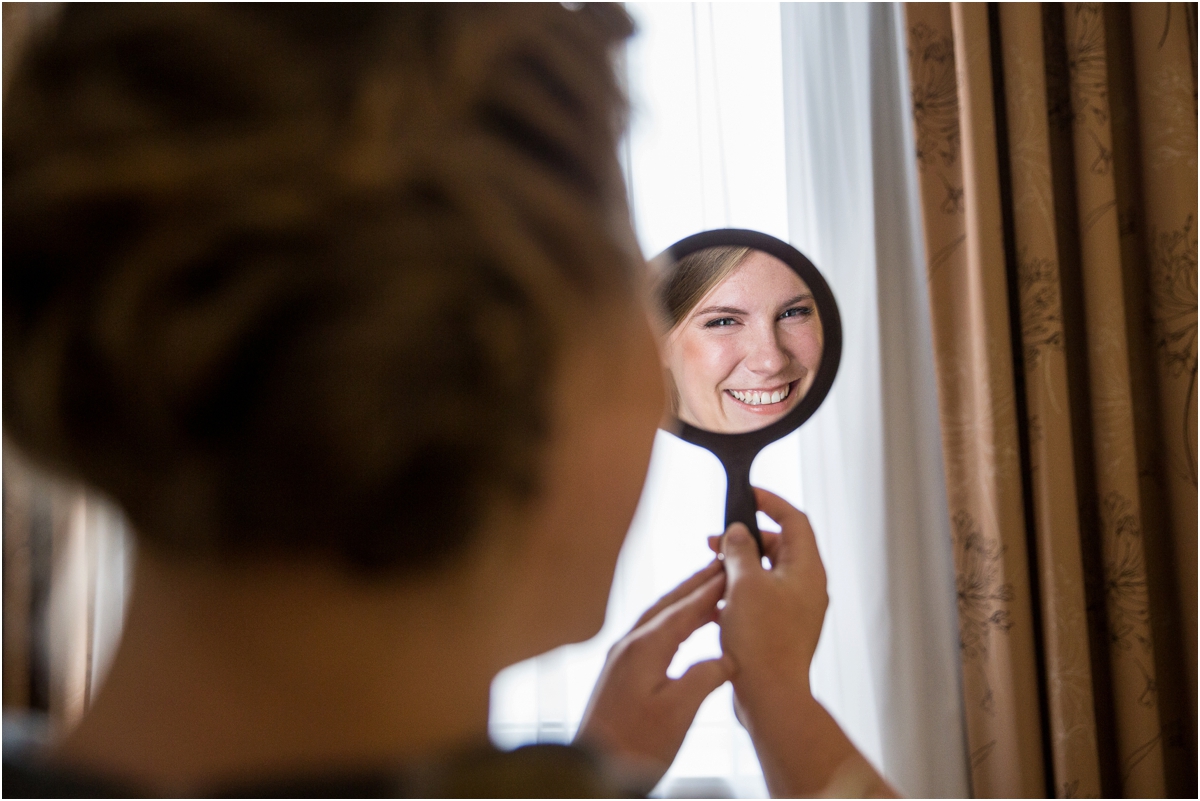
[903,3,1196,798]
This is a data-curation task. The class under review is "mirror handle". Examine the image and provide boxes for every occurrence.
[721,454,764,557]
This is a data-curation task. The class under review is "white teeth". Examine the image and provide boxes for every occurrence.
[730,385,790,406]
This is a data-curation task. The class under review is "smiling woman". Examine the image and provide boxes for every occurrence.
[660,248,824,434]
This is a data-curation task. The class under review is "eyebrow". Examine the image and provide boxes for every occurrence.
[692,294,814,319]
[779,293,814,307]
[693,305,746,317]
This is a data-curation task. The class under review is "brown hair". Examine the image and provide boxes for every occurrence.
[656,245,751,330]
[654,245,751,417]
[3,4,636,572]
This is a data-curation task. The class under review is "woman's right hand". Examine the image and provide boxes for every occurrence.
[708,488,827,707]
[710,488,896,798]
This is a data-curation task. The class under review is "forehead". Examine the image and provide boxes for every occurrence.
[702,250,811,308]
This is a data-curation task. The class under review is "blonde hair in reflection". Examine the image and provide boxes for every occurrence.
[657,245,752,331]
[655,245,752,417]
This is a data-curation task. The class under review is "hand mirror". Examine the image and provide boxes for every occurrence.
[652,229,842,553]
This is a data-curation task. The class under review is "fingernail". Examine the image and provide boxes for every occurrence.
[727,524,749,544]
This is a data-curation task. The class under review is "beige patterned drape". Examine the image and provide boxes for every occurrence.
[904,3,1196,798]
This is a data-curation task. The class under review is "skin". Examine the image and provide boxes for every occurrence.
[664,249,824,434]
[575,559,732,791]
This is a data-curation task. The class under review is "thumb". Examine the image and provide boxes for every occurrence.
[720,522,760,584]
[669,656,734,712]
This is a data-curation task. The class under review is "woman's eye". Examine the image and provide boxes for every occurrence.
[780,306,814,320]
[704,317,738,328]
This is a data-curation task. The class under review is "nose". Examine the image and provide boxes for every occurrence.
[744,323,789,376]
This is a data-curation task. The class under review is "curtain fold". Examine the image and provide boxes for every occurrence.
[1128,0,1199,733]
[903,2,1197,797]
[904,3,1046,795]
[1060,5,1173,796]
[995,5,1103,796]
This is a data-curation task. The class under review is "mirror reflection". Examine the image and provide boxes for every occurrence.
[658,246,824,434]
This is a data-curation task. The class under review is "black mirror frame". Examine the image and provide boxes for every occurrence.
[654,228,843,549]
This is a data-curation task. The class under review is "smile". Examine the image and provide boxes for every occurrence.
[726,383,792,407]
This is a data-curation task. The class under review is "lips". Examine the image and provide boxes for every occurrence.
[726,381,793,407]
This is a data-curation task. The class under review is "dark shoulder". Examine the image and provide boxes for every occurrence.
[4,713,141,798]
[4,754,144,798]
[3,743,639,799]
[414,743,634,798]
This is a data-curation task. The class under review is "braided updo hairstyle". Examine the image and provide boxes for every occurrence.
[4,4,638,572]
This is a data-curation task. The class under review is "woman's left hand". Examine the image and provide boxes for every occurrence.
[574,560,733,790]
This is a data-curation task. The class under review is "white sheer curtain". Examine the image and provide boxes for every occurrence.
[780,4,968,796]
[491,3,970,798]
[3,448,135,735]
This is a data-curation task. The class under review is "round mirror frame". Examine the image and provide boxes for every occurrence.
[657,228,843,453]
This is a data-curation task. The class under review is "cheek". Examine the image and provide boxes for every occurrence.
[679,334,741,393]
[783,326,824,370]
[605,334,663,523]
[551,329,663,635]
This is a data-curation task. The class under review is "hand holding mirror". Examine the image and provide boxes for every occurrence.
[652,229,842,553]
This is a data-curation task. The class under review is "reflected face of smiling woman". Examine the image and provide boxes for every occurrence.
[664,249,823,434]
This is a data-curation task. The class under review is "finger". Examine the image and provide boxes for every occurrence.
[719,522,762,585]
[712,531,781,563]
[716,531,782,564]
[638,572,726,664]
[759,530,782,563]
[633,559,723,631]
[667,656,734,713]
[753,487,818,569]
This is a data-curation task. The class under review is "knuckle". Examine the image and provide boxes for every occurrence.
[664,613,696,641]
[621,632,647,655]
[609,636,637,662]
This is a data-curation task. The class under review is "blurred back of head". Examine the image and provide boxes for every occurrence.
[4,3,636,573]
